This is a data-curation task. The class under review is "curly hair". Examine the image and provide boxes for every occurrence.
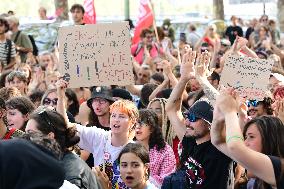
[258,97,274,115]
[138,109,166,151]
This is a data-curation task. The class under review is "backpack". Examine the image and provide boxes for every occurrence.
[14,31,39,56]
[161,169,190,189]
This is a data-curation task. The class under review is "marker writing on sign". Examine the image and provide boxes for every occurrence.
[87,67,90,80]
[76,65,80,77]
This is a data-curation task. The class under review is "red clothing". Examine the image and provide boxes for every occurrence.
[131,42,163,65]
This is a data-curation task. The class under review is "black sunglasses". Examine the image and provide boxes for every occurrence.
[43,98,58,106]
[38,110,56,132]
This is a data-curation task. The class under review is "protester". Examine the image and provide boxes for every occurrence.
[56,78,139,188]
[135,109,176,187]
[7,15,33,63]
[212,87,284,189]
[6,96,35,131]
[164,49,232,189]
[0,18,16,70]
[25,108,101,189]
[7,70,29,95]
[70,4,85,25]
[0,135,65,189]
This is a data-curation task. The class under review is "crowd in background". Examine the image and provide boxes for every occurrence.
[0,2,283,189]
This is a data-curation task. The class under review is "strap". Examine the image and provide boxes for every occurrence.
[134,43,143,57]
[14,30,21,43]
[3,128,17,139]
[5,39,12,65]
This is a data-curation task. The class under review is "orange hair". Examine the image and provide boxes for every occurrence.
[110,100,139,123]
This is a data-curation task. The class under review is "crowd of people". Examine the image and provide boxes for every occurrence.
[0,2,283,189]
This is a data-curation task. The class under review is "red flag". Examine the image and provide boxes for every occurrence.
[83,0,96,24]
[132,0,153,44]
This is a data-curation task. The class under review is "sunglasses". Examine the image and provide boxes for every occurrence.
[38,110,56,131]
[246,100,259,107]
[43,98,58,106]
[183,112,200,122]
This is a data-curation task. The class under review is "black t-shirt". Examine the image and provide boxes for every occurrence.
[180,136,232,189]
[269,156,284,189]
[225,25,243,45]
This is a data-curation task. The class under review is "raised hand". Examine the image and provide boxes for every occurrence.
[180,47,196,81]
[195,51,211,78]
[215,87,239,114]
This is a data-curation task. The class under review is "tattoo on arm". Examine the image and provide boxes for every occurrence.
[173,97,181,104]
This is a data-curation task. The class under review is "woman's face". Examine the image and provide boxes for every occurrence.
[42,92,58,109]
[135,121,151,143]
[110,108,132,136]
[148,101,162,122]
[244,123,263,153]
[7,108,27,130]
[120,152,148,189]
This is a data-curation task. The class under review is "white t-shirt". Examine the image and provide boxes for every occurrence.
[59,180,80,189]
[76,124,130,189]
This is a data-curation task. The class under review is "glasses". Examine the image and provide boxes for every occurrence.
[43,98,58,106]
[246,100,259,108]
[38,110,56,131]
[93,98,107,104]
[145,35,153,39]
[183,112,200,122]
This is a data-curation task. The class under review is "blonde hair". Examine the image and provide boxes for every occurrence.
[147,98,176,147]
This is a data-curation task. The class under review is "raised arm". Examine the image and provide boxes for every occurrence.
[165,48,196,140]
[215,88,277,187]
[56,78,70,127]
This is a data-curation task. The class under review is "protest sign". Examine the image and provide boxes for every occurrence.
[58,22,134,88]
[220,54,273,100]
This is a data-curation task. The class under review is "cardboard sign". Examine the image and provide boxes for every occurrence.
[220,54,273,100]
[58,22,134,88]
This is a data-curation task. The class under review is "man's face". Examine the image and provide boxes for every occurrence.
[7,20,15,30]
[143,32,153,46]
[136,68,150,85]
[91,97,111,116]
[184,116,210,139]
[39,54,53,68]
[71,8,84,24]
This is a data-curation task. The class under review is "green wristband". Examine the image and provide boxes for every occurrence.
[226,135,244,143]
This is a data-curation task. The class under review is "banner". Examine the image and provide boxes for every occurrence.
[58,22,134,88]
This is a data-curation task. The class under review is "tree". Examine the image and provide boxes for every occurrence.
[278,0,284,32]
[54,0,69,21]
[213,0,224,20]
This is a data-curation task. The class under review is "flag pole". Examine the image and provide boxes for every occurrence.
[147,0,159,44]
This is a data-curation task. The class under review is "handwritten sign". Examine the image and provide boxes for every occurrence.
[220,54,273,100]
[58,22,134,88]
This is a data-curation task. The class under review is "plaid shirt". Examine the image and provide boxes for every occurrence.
[149,143,176,187]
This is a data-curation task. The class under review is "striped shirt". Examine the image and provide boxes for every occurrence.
[0,39,16,66]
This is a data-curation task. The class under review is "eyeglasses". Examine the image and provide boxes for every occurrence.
[38,109,56,132]
[183,112,200,122]
[92,98,107,104]
[246,100,259,107]
[145,35,153,39]
[43,98,58,106]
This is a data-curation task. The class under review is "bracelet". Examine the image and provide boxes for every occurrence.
[226,135,244,143]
